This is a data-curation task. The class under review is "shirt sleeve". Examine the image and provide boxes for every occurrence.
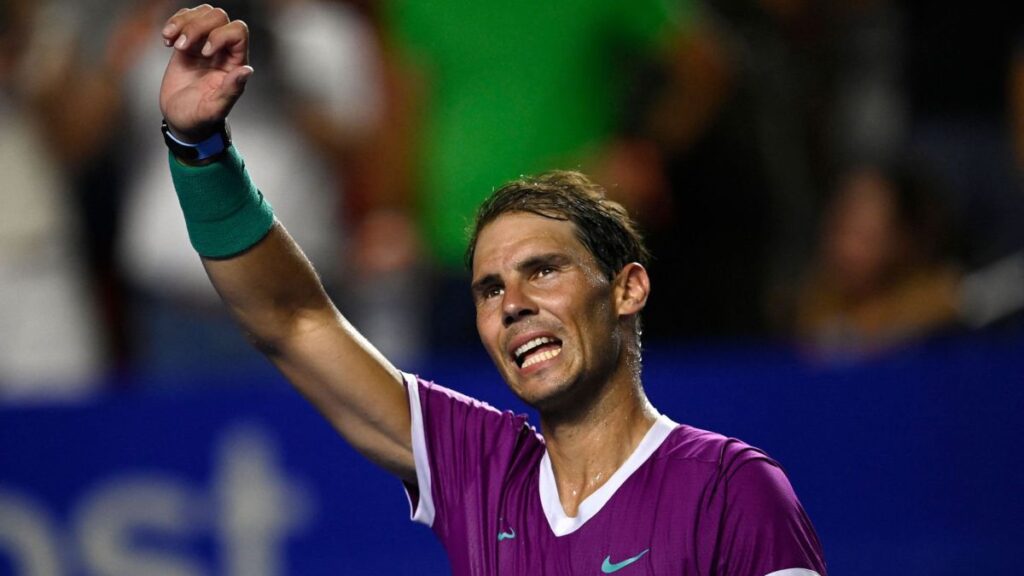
[401,373,537,543]
[713,446,828,576]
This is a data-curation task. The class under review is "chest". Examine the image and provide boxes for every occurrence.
[479,466,721,575]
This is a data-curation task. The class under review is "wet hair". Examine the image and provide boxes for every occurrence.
[465,170,651,279]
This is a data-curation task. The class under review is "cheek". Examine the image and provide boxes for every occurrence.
[565,291,617,347]
[583,286,615,320]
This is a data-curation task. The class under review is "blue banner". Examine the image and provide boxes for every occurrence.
[2,330,1022,575]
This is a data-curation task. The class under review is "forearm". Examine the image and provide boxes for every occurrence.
[202,221,334,354]
[203,221,415,478]
[166,123,412,465]
[168,141,338,351]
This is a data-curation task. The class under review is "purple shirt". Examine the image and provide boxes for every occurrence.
[403,373,827,576]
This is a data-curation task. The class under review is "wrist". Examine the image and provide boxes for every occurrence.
[162,119,232,164]
[168,146,275,258]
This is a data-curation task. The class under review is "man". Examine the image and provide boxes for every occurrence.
[158,6,826,574]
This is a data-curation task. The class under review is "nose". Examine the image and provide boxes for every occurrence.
[502,282,537,327]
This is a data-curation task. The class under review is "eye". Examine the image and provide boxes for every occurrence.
[484,285,504,299]
[535,265,556,279]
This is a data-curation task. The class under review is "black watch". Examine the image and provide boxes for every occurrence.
[161,120,232,162]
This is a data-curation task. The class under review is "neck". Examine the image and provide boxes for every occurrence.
[539,374,658,517]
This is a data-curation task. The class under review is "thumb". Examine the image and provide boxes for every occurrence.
[214,65,254,110]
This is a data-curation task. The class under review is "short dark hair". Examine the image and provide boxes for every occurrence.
[465,170,651,279]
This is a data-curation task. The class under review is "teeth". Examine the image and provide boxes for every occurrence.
[515,337,553,358]
[521,347,561,368]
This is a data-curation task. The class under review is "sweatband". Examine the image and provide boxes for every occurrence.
[168,147,275,259]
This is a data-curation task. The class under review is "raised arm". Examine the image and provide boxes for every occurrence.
[159,5,414,481]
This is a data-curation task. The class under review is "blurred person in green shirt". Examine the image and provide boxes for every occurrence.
[359,0,729,349]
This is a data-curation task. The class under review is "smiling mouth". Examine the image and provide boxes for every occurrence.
[513,336,563,369]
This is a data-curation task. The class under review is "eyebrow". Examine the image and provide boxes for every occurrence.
[517,252,571,272]
[471,252,573,295]
[471,274,501,296]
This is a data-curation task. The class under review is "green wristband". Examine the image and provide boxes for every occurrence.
[168,147,275,259]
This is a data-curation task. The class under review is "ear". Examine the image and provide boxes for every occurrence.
[613,263,650,317]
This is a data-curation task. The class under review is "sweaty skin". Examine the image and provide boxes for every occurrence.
[472,212,657,514]
[472,212,621,411]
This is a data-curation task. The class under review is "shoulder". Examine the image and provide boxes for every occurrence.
[659,426,827,575]
[657,424,799,514]
[412,375,516,417]
[658,424,778,472]
[407,374,541,442]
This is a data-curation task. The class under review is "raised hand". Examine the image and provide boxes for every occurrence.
[159,4,253,142]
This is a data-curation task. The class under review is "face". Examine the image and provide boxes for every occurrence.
[824,170,902,295]
[471,212,627,413]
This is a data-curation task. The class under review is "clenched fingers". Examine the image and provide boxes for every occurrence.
[162,4,231,53]
[200,19,249,58]
[161,6,192,40]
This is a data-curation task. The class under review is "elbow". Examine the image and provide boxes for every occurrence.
[238,303,336,360]
[246,328,284,358]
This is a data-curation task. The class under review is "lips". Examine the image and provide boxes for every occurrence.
[510,334,563,369]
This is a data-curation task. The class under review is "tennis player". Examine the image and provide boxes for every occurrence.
[158,5,826,574]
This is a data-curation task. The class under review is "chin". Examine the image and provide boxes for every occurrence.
[513,374,582,416]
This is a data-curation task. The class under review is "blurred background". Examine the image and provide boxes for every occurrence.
[1,0,1022,573]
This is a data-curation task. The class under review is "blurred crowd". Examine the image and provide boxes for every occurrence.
[1,0,1022,401]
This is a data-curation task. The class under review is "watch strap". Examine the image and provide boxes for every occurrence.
[162,120,232,162]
